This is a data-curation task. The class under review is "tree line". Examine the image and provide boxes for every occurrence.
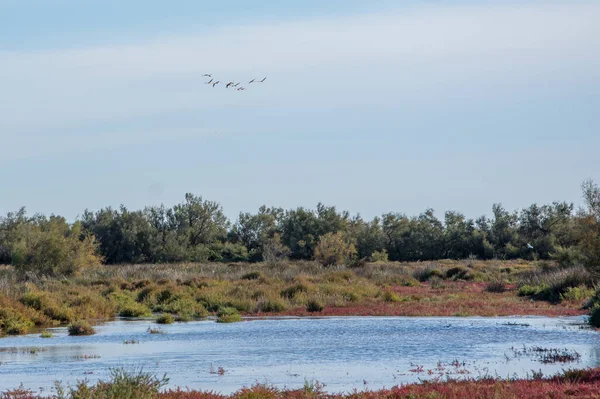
[0,180,599,275]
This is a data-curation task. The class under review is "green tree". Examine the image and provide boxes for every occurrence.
[577,179,600,272]
[173,193,229,247]
[230,206,283,261]
[7,213,101,276]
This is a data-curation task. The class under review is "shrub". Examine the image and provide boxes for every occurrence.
[446,267,469,280]
[413,265,443,282]
[306,299,324,313]
[156,314,174,324]
[382,290,402,303]
[280,283,309,299]
[20,291,44,310]
[157,297,208,320]
[561,286,594,303]
[313,232,357,267]
[156,289,174,304]
[2,318,34,335]
[136,287,155,303]
[400,277,420,287]
[68,320,96,336]
[370,249,389,263]
[520,266,592,302]
[242,271,262,280]
[518,284,539,297]
[255,298,287,313]
[485,280,507,293]
[119,303,152,318]
[216,307,242,323]
[589,304,600,328]
[61,367,169,399]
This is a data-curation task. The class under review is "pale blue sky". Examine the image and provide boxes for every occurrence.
[1,0,599,221]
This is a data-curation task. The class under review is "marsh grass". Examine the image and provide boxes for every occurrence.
[0,259,582,335]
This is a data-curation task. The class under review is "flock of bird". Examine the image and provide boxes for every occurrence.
[203,73,266,91]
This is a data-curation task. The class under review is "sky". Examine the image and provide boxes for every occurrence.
[1,0,599,222]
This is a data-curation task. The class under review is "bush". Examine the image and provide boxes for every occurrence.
[446,267,469,280]
[280,283,309,299]
[119,303,152,318]
[255,298,287,313]
[520,266,592,302]
[306,299,324,313]
[382,290,402,303]
[156,314,174,324]
[561,286,594,303]
[68,320,96,336]
[242,271,262,280]
[156,297,208,320]
[313,232,357,267]
[216,307,242,323]
[589,304,600,328]
[518,284,539,297]
[1,318,34,335]
[40,330,53,338]
[413,265,443,282]
[370,249,389,263]
[485,280,507,293]
[61,367,169,399]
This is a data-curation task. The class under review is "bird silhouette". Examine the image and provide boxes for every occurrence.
[205,78,213,84]
[259,77,267,83]
[234,82,241,87]
[237,87,246,91]
[203,74,212,77]
[527,243,534,249]
[248,79,256,84]
[226,82,234,88]
[212,81,220,87]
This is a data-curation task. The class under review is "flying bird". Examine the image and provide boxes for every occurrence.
[259,77,267,83]
[205,78,213,84]
[234,82,241,87]
[237,87,246,91]
[527,243,534,249]
[203,74,212,77]
[248,78,256,84]
[226,82,234,88]
[212,81,220,87]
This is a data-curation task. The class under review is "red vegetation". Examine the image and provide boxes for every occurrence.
[255,282,586,318]
[159,368,600,399]
[4,368,600,399]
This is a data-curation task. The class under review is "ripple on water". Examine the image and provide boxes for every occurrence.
[0,316,597,394]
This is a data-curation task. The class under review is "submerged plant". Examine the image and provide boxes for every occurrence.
[40,330,53,338]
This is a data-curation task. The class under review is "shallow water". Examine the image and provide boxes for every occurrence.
[0,316,598,394]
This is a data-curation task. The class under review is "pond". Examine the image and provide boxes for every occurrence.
[0,316,598,394]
